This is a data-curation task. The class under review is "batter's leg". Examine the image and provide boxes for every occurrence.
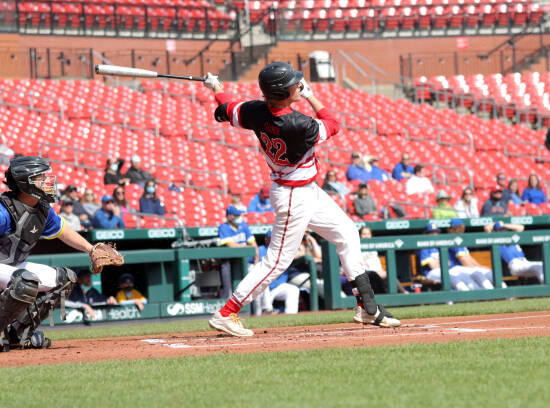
[307,185,400,327]
[209,184,313,336]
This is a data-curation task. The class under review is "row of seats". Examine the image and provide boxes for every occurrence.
[6,1,232,32]
[272,3,543,33]
[415,71,550,122]
[1,78,548,226]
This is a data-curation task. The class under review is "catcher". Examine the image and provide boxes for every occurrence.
[0,156,123,351]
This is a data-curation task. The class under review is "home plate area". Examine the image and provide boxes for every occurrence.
[138,312,550,352]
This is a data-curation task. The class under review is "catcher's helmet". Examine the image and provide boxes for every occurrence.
[5,156,57,203]
[259,62,303,100]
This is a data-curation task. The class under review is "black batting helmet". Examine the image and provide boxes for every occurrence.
[5,156,57,203]
[259,62,303,101]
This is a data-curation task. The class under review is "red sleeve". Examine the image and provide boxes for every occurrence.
[215,92,230,105]
[316,108,340,137]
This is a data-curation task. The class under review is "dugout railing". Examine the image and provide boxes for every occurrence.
[322,229,550,310]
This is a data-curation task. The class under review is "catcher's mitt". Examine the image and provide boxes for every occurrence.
[89,243,124,274]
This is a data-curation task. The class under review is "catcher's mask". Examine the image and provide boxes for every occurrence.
[5,156,58,203]
[259,62,303,101]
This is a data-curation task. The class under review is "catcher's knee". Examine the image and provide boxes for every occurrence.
[55,267,77,287]
[9,269,40,304]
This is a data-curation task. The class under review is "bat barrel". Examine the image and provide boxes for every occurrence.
[94,64,158,78]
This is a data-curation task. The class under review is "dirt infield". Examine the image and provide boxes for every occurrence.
[3,311,550,367]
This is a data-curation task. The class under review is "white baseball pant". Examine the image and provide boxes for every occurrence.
[426,267,482,291]
[508,258,544,283]
[270,283,300,314]
[232,182,364,307]
[0,262,58,292]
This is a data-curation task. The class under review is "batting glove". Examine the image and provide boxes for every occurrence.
[299,78,313,99]
[204,72,221,91]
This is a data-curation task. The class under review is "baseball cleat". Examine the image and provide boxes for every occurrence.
[208,312,254,337]
[353,305,401,328]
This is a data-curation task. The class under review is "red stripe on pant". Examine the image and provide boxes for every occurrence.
[240,187,294,304]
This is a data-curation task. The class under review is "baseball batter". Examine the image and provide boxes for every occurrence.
[0,156,123,351]
[204,62,400,337]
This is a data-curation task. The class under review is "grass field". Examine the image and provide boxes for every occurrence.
[2,297,550,408]
[1,337,549,408]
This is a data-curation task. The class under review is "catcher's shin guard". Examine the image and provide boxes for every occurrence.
[7,267,76,349]
[352,272,378,315]
[0,270,39,331]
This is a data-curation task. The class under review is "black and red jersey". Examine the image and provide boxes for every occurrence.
[214,93,340,187]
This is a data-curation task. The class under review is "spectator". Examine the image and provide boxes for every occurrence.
[454,187,480,218]
[139,180,165,216]
[59,200,81,231]
[432,189,457,219]
[81,188,100,219]
[522,173,546,205]
[508,179,524,205]
[288,232,325,297]
[218,205,259,299]
[346,151,370,182]
[496,172,512,204]
[258,230,300,314]
[365,156,390,182]
[229,190,247,213]
[406,165,434,195]
[104,157,130,186]
[353,182,377,218]
[484,221,544,283]
[92,195,125,229]
[62,185,92,228]
[115,273,147,311]
[124,154,152,186]
[321,170,350,196]
[360,226,408,294]
[447,218,497,289]
[247,184,274,213]
[392,152,414,181]
[417,222,481,291]
[480,185,510,216]
[66,270,117,319]
[113,185,133,215]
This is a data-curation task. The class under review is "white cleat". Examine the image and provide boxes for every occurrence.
[353,306,401,328]
[208,312,254,337]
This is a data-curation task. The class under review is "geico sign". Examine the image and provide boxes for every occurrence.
[147,228,176,238]
[95,230,125,240]
[385,220,410,229]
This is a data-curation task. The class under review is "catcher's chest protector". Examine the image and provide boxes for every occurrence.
[0,192,49,266]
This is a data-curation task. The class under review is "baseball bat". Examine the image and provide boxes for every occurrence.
[94,64,206,82]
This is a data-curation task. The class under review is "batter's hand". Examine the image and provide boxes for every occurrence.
[204,72,221,91]
[299,78,313,99]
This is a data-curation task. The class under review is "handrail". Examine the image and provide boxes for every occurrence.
[38,142,109,170]
[140,81,196,104]
[328,108,377,134]
[154,162,228,195]
[122,210,184,229]
[412,85,550,130]
[353,52,412,86]
[503,139,550,163]
[416,161,474,188]
[91,107,159,137]
[384,200,435,219]
[405,123,474,151]
[187,124,259,152]
[0,87,65,119]
[338,50,371,89]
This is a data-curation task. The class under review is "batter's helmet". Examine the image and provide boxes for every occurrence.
[259,62,303,100]
[5,156,57,203]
